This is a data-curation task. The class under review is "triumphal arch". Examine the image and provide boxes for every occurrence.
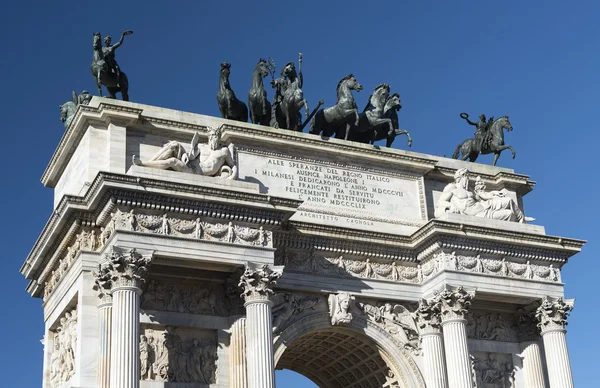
[22,97,584,388]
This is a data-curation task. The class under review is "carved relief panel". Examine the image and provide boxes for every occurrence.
[466,310,518,342]
[48,307,78,387]
[470,351,515,388]
[140,326,218,384]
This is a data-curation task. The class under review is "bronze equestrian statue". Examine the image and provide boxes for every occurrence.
[90,31,132,100]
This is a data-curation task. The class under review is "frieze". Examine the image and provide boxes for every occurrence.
[107,208,272,247]
[49,307,78,387]
[44,228,109,302]
[279,250,422,284]
[142,279,231,316]
[140,326,217,383]
[466,311,518,342]
[470,351,515,388]
[422,252,562,283]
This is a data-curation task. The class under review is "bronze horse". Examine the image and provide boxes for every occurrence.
[90,32,130,100]
[217,62,248,122]
[248,59,272,125]
[310,74,363,137]
[452,116,515,166]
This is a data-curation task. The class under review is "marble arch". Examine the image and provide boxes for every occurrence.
[22,97,585,388]
[274,313,426,388]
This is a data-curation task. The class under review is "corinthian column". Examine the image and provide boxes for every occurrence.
[92,265,113,388]
[536,297,575,388]
[435,286,475,388]
[516,308,546,388]
[229,318,248,388]
[238,264,283,388]
[414,298,448,388]
[105,248,152,388]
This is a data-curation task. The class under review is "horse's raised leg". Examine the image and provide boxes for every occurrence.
[490,145,515,166]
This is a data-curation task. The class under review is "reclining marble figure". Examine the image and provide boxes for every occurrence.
[435,168,533,223]
[132,126,237,179]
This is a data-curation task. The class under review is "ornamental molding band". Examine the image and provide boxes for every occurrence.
[49,307,78,387]
[140,326,218,383]
[106,208,272,247]
[433,286,476,322]
[102,247,152,291]
[238,264,283,303]
[535,296,574,333]
[132,126,238,180]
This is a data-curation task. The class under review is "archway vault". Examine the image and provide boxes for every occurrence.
[274,313,425,388]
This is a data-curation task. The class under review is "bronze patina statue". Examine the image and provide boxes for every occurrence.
[453,113,516,166]
[90,31,132,100]
[59,90,93,129]
[248,58,275,126]
[217,62,248,122]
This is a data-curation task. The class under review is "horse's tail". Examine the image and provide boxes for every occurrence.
[310,109,323,135]
[452,142,463,159]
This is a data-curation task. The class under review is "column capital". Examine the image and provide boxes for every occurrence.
[92,263,113,305]
[433,286,475,323]
[239,264,282,304]
[414,298,443,334]
[535,296,574,334]
[102,247,152,293]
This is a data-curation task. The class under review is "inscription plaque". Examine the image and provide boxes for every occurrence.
[238,152,426,234]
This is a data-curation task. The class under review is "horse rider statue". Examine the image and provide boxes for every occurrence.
[102,32,132,87]
[461,112,493,152]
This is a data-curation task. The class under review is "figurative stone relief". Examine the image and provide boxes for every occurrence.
[140,326,218,383]
[422,251,560,283]
[453,113,516,166]
[49,307,78,387]
[359,301,420,351]
[470,351,515,388]
[279,251,422,284]
[272,292,320,332]
[466,311,518,342]
[328,293,354,325]
[142,279,231,316]
[133,126,238,180]
[44,228,109,301]
[106,209,271,247]
[435,168,533,223]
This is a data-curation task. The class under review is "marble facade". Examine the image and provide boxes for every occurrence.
[23,97,584,388]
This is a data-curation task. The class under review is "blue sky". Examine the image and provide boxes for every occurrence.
[1,1,598,386]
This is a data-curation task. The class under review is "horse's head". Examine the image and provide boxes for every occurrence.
[257,59,269,78]
[281,62,296,78]
[220,62,231,79]
[370,83,390,109]
[347,74,363,92]
[385,93,402,112]
[93,32,102,50]
[496,116,512,132]
[59,101,76,124]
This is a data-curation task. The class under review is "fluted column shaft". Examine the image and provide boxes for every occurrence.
[541,329,573,388]
[421,332,448,388]
[520,341,546,388]
[442,318,474,388]
[110,286,141,388]
[245,300,275,388]
[230,318,248,388]
[97,297,113,388]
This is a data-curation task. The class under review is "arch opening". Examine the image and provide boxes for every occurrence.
[276,328,404,388]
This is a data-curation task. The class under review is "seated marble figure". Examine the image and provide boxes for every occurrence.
[132,126,237,180]
[435,168,533,223]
